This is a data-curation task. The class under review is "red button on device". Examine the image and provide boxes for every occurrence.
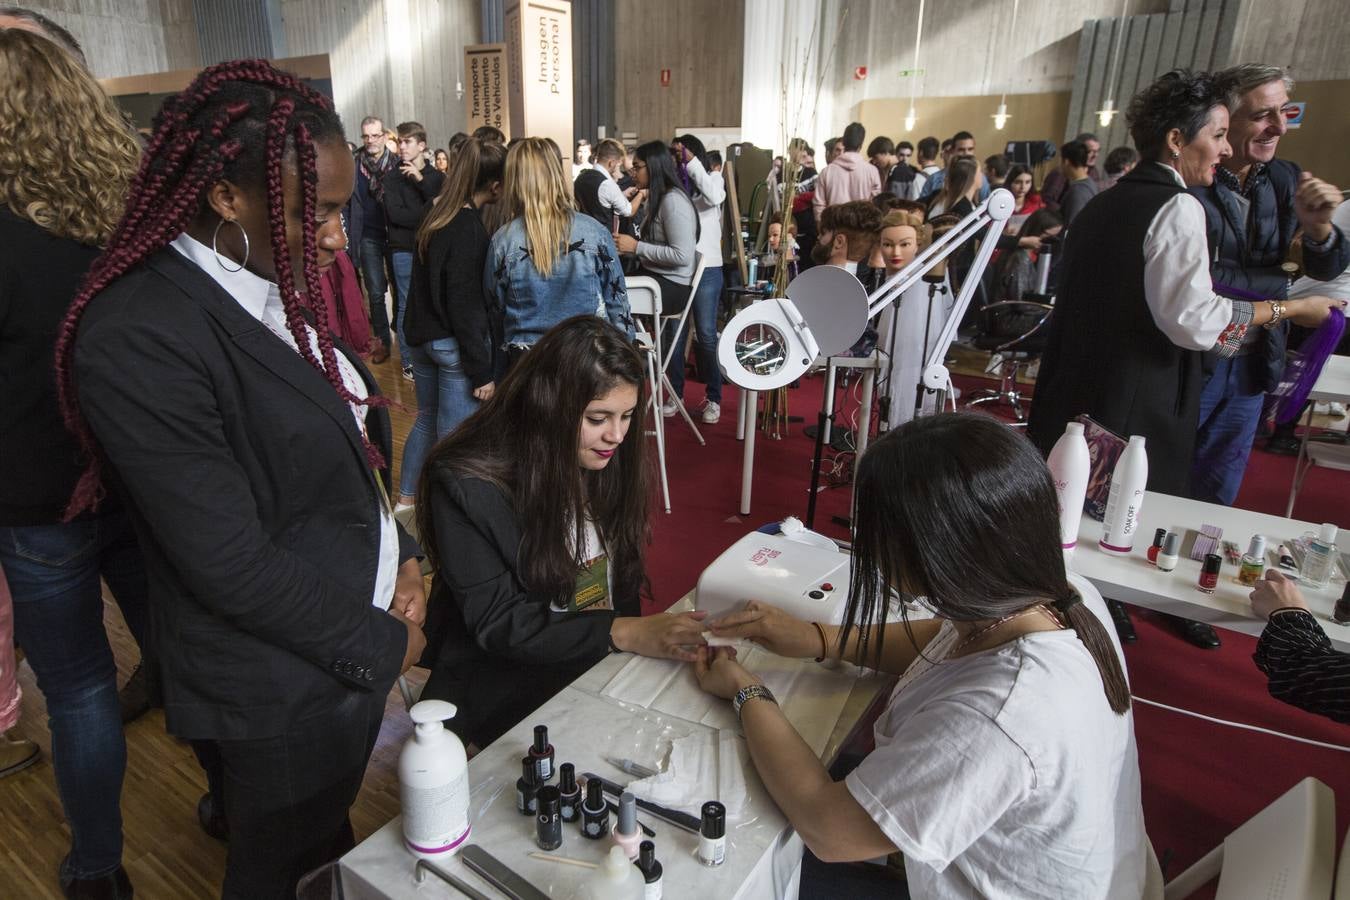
[821,583,833,591]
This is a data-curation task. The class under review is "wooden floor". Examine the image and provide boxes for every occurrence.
[0,354,424,899]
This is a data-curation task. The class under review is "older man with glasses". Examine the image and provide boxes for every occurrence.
[353,115,398,364]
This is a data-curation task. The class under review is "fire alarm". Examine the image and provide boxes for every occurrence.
[853,66,868,80]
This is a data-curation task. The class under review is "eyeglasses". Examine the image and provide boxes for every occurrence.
[631,162,647,171]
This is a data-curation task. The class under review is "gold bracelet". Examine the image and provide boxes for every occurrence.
[811,621,829,662]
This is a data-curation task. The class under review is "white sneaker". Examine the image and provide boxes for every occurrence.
[660,396,681,417]
[1329,401,1347,417]
[701,400,721,424]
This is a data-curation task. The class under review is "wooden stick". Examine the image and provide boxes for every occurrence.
[527,852,598,870]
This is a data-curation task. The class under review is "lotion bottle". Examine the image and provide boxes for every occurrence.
[1047,421,1090,552]
[1100,435,1148,557]
[1300,523,1339,589]
[586,845,643,900]
[399,700,470,860]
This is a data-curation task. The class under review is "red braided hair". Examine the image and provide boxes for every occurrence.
[55,59,385,519]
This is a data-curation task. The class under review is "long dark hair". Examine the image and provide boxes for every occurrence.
[843,413,1131,714]
[416,316,652,605]
[634,139,696,243]
[417,137,505,257]
[54,59,368,519]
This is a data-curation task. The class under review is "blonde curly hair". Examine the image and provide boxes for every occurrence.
[0,28,140,246]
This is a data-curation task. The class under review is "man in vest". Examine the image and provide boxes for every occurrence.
[574,138,644,238]
[1189,64,1347,498]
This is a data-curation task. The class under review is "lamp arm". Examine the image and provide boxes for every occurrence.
[864,188,1014,320]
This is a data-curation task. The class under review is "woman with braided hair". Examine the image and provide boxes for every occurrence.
[56,59,427,898]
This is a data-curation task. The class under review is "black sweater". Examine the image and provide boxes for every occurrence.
[401,206,497,386]
[0,208,105,524]
[419,465,640,747]
[1254,609,1350,724]
[380,165,445,252]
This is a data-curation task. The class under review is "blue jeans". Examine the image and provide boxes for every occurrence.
[0,511,149,880]
[399,336,480,497]
[1191,356,1266,505]
[664,265,724,404]
[390,251,414,369]
[355,238,392,349]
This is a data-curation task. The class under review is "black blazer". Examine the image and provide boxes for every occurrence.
[74,248,418,740]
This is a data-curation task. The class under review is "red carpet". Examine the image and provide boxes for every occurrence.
[642,368,1350,887]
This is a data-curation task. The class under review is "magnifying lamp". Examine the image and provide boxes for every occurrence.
[718,189,1016,411]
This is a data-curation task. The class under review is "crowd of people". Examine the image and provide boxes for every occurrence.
[1,5,1348,900]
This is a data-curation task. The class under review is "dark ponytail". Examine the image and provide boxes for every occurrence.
[848,413,1131,714]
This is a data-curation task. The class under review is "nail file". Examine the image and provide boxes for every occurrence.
[582,772,702,833]
[413,859,495,900]
[460,845,551,900]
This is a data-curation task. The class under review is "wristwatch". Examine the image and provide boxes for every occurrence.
[732,684,778,718]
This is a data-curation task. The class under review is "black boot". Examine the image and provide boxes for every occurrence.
[197,792,230,842]
[1175,617,1221,649]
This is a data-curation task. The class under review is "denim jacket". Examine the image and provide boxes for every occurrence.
[485,212,633,348]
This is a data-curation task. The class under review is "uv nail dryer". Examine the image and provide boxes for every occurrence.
[695,532,852,625]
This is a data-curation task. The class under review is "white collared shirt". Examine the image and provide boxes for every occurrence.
[170,233,400,611]
[591,161,632,218]
[1140,163,1239,352]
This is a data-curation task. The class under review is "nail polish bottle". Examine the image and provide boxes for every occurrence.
[580,778,610,839]
[1146,528,1167,565]
[1156,532,1181,572]
[611,792,641,860]
[516,756,539,816]
[529,724,555,782]
[1237,535,1266,586]
[1197,553,1222,593]
[697,801,726,867]
[638,840,664,899]
[535,786,562,850]
[557,763,581,823]
[1334,583,1350,625]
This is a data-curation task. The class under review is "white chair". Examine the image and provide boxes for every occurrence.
[624,280,673,513]
[626,256,710,445]
[625,272,707,447]
[1152,777,1336,900]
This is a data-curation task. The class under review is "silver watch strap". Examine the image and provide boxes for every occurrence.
[733,684,777,717]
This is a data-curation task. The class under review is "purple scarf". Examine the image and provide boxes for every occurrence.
[1267,308,1347,424]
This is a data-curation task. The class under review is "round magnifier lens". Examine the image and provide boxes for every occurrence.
[735,324,788,377]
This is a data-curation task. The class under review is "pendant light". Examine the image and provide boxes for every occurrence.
[1097,0,1130,127]
[991,0,1019,130]
[905,0,925,131]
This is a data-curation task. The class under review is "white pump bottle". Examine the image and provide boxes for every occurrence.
[399,699,471,860]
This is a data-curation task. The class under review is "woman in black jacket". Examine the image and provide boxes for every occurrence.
[56,60,427,899]
[416,316,707,750]
[397,138,506,507]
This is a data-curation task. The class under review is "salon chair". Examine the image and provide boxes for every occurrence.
[964,300,1053,424]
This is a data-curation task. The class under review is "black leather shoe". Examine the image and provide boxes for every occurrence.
[197,792,229,843]
[1107,599,1137,644]
[1265,434,1302,456]
[1177,618,1221,649]
[59,857,133,900]
[118,664,150,724]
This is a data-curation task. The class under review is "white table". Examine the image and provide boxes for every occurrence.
[1287,354,1350,517]
[1069,491,1349,651]
[339,620,890,899]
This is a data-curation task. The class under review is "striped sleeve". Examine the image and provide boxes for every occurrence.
[1252,609,1350,724]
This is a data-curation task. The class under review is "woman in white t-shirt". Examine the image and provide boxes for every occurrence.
[697,412,1147,899]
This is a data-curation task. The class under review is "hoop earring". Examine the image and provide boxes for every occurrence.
[212,218,249,273]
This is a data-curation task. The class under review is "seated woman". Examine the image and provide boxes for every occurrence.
[696,413,1147,897]
[418,316,707,750]
[486,138,632,369]
[992,208,1063,304]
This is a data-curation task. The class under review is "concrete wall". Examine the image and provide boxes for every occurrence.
[18,0,201,76]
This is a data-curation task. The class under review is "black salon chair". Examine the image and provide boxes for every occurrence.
[964,300,1053,424]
